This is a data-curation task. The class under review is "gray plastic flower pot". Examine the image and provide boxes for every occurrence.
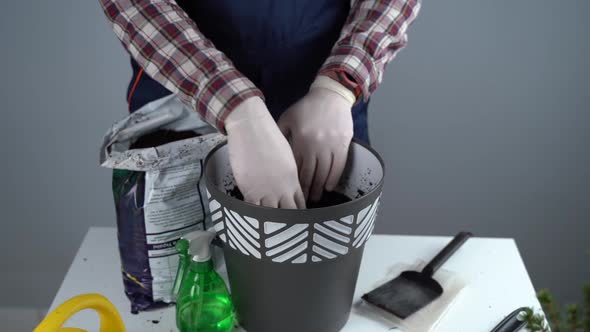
[204,140,385,332]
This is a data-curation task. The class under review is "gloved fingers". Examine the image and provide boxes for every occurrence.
[310,152,332,202]
[294,189,306,209]
[244,195,261,206]
[325,144,349,192]
[260,196,279,208]
[294,151,304,176]
[299,155,317,201]
[278,195,297,209]
[278,118,291,138]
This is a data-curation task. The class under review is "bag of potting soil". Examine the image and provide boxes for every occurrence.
[100,95,225,313]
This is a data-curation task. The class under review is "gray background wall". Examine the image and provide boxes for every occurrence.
[1,0,588,311]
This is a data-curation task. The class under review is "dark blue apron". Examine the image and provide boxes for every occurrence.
[127,0,370,143]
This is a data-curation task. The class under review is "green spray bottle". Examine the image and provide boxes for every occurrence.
[172,231,234,332]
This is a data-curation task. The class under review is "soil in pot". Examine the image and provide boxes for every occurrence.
[226,187,353,209]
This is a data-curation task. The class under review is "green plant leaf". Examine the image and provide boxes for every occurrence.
[566,304,580,332]
[584,283,590,332]
[525,307,552,332]
[538,289,561,331]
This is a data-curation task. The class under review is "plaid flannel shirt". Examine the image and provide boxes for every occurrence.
[99,0,421,133]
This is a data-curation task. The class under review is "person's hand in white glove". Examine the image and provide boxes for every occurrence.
[278,76,355,203]
[225,97,306,209]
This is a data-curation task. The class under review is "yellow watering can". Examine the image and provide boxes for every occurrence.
[34,294,125,332]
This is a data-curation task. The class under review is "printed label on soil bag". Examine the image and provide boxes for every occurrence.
[144,162,207,302]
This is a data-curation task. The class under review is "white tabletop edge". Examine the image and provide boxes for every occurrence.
[48,228,99,312]
[49,227,542,332]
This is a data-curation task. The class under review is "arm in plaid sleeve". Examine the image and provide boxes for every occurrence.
[319,0,421,101]
[98,0,263,133]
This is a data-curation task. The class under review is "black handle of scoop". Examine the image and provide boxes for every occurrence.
[422,231,472,277]
[490,307,528,332]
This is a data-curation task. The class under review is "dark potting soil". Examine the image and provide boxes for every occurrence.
[226,187,353,209]
[307,191,352,209]
[130,130,199,149]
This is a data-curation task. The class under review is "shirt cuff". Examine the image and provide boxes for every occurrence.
[195,68,264,135]
[319,45,377,102]
[310,76,356,106]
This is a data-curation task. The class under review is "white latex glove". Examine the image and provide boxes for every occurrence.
[225,97,306,209]
[278,77,355,202]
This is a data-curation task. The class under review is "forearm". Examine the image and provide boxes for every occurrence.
[98,0,263,132]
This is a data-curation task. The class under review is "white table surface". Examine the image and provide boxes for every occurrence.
[49,227,543,332]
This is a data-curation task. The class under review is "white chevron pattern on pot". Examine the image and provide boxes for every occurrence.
[310,224,350,262]
[353,197,380,248]
[311,196,380,261]
[224,207,261,259]
[208,191,381,264]
[208,190,227,243]
[264,224,309,263]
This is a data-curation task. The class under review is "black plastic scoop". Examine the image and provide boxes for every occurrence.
[362,231,472,319]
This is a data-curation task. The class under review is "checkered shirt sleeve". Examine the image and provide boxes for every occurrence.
[319,0,421,101]
[98,0,264,133]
